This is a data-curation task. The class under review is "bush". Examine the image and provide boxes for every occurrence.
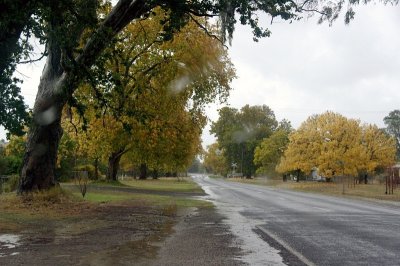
[3,174,19,192]
[75,164,97,180]
[0,157,8,175]
[1,156,22,175]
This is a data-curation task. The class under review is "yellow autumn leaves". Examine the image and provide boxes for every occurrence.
[61,8,234,177]
[276,111,396,177]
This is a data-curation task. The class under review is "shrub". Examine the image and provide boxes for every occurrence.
[75,164,97,180]
[3,156,22,175]
[5,174,19,192]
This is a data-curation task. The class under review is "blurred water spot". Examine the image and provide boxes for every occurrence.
[35,106,57,126]
[169,75,191,93]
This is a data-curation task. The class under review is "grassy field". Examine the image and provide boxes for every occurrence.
[64,177,209,207]
[120,177,204,193]
[71,190,211,208]
[227,177,400,202]
[0,177,211,233]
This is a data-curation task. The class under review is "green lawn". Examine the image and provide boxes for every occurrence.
[67,177,210,208]
[72,190,211,208]
[120,177,204,193]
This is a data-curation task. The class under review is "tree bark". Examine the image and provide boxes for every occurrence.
[107,150,124,181]
[152,169,159,179]
[18,0,150,192]
[139,163,147,180]
[18,36,65,192]
[94,157,99,180]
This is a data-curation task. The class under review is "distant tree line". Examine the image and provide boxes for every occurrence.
[204,107,399,181]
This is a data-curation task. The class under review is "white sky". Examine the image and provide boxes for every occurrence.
[202,4,400,147]
[1,4,399,148]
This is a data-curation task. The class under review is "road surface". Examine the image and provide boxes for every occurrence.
[193,175,400,266]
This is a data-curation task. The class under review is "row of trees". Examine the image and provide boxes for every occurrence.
[4,9,235,182]
[205,108,398,180]
[1,0,397,192]
[60,10,235,180]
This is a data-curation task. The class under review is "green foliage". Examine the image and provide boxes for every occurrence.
[384,110,400,159]
[56,132,77,181]
[187,157,205,173]
[2,156,22,175]
[5,174,19,192]
[74,164,97,180]
[210,105,278,177]
[0,65,29,136]
[0,135,26,175]
[5,135,26,158]
[0,0,99,134]
[254,127,292,176]
[0,157,7,175]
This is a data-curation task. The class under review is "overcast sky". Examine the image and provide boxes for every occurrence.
[202,4,400,147]
[1,4,399,148]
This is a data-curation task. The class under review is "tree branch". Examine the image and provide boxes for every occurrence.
[189,14,226,48]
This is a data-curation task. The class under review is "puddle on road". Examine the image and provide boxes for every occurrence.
[0,234,21,257]
[197,177,286,266]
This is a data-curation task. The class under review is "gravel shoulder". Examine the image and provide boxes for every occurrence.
[145,207,246,266]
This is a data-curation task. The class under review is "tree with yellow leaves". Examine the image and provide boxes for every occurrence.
[277,112,396,180]
[360,124,396,175]
[66,10,234,180]
[203,143,228,176]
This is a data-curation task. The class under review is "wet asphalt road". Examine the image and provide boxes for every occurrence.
[193,176,400,266]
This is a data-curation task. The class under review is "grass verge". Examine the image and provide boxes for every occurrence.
[228,177,400,202]
[72,191,212,208]
[0,177,211,236]
[120,177,204,193]
[69,177,211,209]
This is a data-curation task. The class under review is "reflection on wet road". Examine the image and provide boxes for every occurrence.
[193,175,400,266]
[0,234,21,258]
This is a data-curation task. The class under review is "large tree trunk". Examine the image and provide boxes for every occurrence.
[19,37,65,192]
[107,151,124,181]
[151,169,159,179]
[18,0,150,192]
[139,163,147,180]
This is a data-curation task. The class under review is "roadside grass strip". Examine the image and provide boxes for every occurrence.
[71,190,212,208]
[228,177,400,202]
[121,177,203,193]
